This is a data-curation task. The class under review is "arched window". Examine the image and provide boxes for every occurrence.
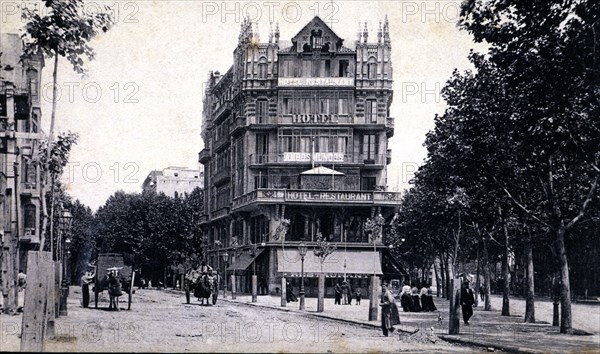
[257,57,268,79]
[367,57,377,79]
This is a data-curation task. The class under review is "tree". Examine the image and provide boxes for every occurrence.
[313,232,336,313]
[37,131,78,253]
[459,0,600,334]
[22,0,113,253]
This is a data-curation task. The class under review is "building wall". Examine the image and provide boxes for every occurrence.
[199,17,399,294]
[142,167,204,197]
[1,33,45,280]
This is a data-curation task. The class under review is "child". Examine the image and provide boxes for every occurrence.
[355,288,362,305]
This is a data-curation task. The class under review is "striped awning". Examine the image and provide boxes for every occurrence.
[277,249,382,277]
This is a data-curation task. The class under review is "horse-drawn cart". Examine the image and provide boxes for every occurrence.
[93,253,135,310]
[185,268,219,305]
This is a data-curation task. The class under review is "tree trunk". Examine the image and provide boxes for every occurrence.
[448,275,461,334]
[433,259,441,297]
[556,227,573,334]
[524,232,535,323]
[317,273,325,312]
[482,237,492,311]
[39,54,59,252]
[475,245,480,307]
[501,213,510,316]
[444,256,452,300]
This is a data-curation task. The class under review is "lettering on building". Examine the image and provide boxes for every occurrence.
[283,152,344,162]
[285,191,372,202]
[292,114,338,124]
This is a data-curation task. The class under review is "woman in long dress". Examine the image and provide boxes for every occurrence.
[380,283,400,336]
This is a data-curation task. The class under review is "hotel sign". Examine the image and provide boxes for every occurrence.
[292,114,338,124]
[286,191,373,202]
[278,77,354,87]
[283,152,344,162]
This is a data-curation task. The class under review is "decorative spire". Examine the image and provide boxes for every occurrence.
[378,21,383,43]
[363,22,368,43]
[384,15,390,45]
[274,22,280,44]
[269,22,273,43]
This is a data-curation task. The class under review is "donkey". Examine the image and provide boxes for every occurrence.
[106,268,124,311]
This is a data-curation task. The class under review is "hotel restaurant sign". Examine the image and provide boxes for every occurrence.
[286,191,373,202]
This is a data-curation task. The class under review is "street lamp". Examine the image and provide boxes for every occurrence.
[59,209,73,316]
[298,242,308,310]
[222,252,229,298]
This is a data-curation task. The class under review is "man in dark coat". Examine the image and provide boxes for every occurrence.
[460,280,475,325]
[334,281,342,305]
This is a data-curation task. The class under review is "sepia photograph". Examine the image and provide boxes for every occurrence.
[0,0,599,352]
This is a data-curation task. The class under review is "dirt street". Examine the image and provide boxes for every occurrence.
[1,287,481,352]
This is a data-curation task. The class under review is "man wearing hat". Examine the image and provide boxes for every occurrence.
[460,280,475,325]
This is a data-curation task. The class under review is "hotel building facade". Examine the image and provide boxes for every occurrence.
[199,17,404,296]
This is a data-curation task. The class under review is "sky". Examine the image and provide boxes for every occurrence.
[0,0,478,210]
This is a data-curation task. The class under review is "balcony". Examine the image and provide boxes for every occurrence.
[213,134,230,152]
[199,148,211,163]
[278,77,354,87]
[231,189,402,211]
[210,207,230,221]
[231,116,246,135]
[21,181,38,194]
[386,117,395,137]
[213,100,232,122]
[212,166,231,186]
[247,153,386,166]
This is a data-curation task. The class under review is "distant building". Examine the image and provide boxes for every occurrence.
[142,167,204,197]
[1,33,45,292]
[199,17,406,296]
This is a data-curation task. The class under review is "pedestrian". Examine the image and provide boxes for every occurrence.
[342,281,349,304]
[354,288,362,305]
[460,280,475,325]
[80,264,96,308]
[334,281,342,305]
[286,281,298,302]
[420,284,429,311]
[411,286,422,312]
[400,281,413,312]
[379,282,400,337]
[17,270,26,292]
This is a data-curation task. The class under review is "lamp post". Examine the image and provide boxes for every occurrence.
[222,252,229,298]
[298,242,307,310]
[59,209,73,316]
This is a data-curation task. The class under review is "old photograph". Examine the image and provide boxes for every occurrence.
[0,0,599,352]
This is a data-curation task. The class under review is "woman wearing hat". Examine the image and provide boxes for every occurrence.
[380,282,400,336]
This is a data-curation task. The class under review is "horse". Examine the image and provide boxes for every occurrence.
[192,273,218,305]
[106,269,124,311]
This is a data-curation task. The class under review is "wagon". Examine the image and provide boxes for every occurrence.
[93,253,136,310]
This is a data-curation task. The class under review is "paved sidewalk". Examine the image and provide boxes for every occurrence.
[212,292,600,353]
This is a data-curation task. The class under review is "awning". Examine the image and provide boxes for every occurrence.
[228,249,265,271]
[277,249,382,277]
[301,166,344,175]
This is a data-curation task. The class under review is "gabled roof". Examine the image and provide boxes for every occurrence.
[301,166,344,175]
[291,16,343,45]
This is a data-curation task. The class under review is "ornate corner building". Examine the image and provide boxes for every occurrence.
[199,17,404,296]
[0,34,45,295]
